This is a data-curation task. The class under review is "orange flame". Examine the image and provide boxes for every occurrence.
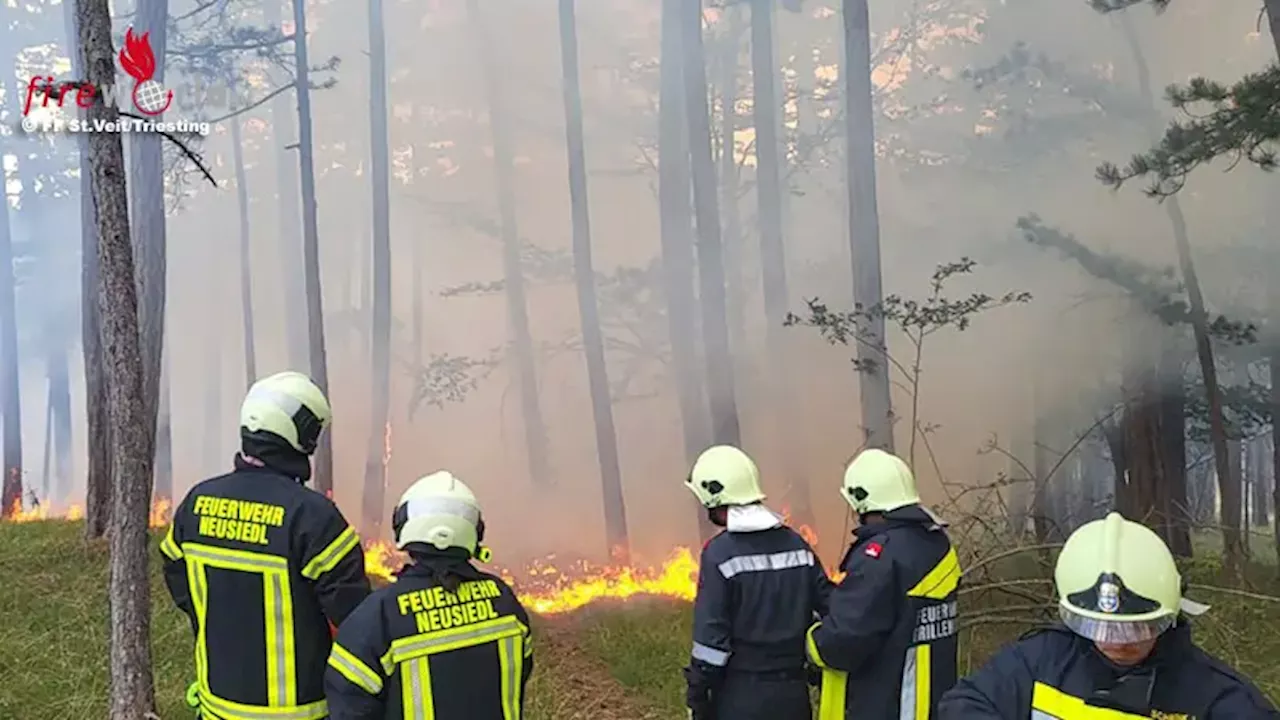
[5,497,170,527]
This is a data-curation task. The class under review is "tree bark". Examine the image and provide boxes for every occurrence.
[77,0,157,713]
[1121,13,1241,573]
[1252,435,1271,527]
[843,0,893,451]
[1158,352,1191,556]
[292,0,334,495]
[659,0,715,540]
[683,0,742,448]
[558,0,631,560]
[362,0,393,536]
[0,121,21,518]
[126,0,171,502]
[410,148,425,368]
[718,8,746,373]
[1264,0,1280,59]
[468,0,552,487]
[1270,348,1280,567]
[230,96,257,389]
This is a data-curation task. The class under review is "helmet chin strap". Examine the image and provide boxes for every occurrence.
[475,546,493,563]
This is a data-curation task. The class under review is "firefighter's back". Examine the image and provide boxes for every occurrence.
[162,466,367,720]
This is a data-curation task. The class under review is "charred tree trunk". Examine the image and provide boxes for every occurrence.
[230,98,257,388]
[842,0,893,451]
[718,8,745,369]
[659,0,714,540]
[1120,12,1241,573]
[749,0,809,524]
[468,0,552,488]
[127,0,170,502]
[292,0,333,495]
[362,0,393,536]
[1104,417,1128,514]
[78,0,157,712]
[683,0,742,448]
[558,0,630,559]
[0,132,20,518]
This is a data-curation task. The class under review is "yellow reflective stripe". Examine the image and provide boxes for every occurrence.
[402,657,432,720]
[388,615,526,664]
[161,524,183,560]
[263,570,296,706]
[523,626,533,658]
[1031,682,1151,719]
[329,643,384,695]
[198,687,328,720]
[188,557,210,690]
[301,526,359,580]
[183,542,289,572]
[907,547,960,599]
[805,622,829,668]
[913,644,931,720]
[817,667,848,720]
[498,634,522,720]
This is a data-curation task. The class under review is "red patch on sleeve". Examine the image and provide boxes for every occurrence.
[864,542,883,559]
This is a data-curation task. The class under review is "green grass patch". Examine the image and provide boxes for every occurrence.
[578,601,691,717]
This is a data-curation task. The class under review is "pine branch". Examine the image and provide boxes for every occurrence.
[169,32,294,58]
[1088,0,1169,11]
[1096,65,1280,196]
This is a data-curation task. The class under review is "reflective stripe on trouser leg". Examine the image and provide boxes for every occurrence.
[817,667,847,720]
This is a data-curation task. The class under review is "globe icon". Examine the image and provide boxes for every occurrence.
[134,80,170,114]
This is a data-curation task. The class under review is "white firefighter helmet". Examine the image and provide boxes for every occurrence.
[239,371,332,455]
[685,445,766,509]
[1055,512,1209,645]
[393,471,485,557]
[841,449,920,515]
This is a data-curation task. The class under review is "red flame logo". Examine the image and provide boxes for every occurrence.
[118,28,172,116]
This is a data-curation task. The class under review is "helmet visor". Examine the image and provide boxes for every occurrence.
[1059,606,1175,645]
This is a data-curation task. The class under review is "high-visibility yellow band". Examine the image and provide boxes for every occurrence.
[302,526,360,580]
[329,643,384,695]
[907,548,961,599]
[805,622,828,668]
[197,685,327,720]
[1031,681,1150,719]
[161,524,183,560]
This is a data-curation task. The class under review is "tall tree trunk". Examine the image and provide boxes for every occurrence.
[204,296,223,474]
[1158,352,1191,556]
[0,126,20,518]
[659,0,714,540]
[292,0,333,495]
[558,0,630,559]
[1265,0,1280,59]
[362,0,393,536]
[230,105,257,388]
[127,0,170,503]
[718,8,746,373]
[1270,348,1280,567]
[843,0,893,451]
[468,0,551,487]
[1252,435,1270,527]
[749,0,809,524]
[683,0,742,448]
[77,0,157,713]
[410,147,425,368]
[266,0,309,370]
[1119,14,1241,573]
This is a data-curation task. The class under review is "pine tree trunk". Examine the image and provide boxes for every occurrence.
[659,0,714,540]
[468,0,551,487]
[1264,0,1280,59]
[362,0,393,536]
[1120,13,1241,573]
[126,0,170,503]
[1270,348,1280,567]
[230,105,257,388]
[1253,436,1271,528]
[558,0,630,560]
[749,0,809,524]
[0,138,20,518]
[683,0,742,448]
[77,0,157,713]
[718,8,745,376]
[204,290,223,474]
[410,147,424,368]
[842,0,893,451]
[292,0,333,495]
[1159,352,1191,556]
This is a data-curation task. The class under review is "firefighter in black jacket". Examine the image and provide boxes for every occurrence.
[806,449,959,720]
[324,471,533,720]
[159,370,371,720]
[939,512,1279,719]
[682,445,832,720]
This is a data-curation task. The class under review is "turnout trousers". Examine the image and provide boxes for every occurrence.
[716,670,811,720]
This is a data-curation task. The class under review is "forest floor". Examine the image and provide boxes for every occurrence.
[1,521,1278,720]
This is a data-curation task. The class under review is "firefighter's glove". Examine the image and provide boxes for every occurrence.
[683,664,717,720]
